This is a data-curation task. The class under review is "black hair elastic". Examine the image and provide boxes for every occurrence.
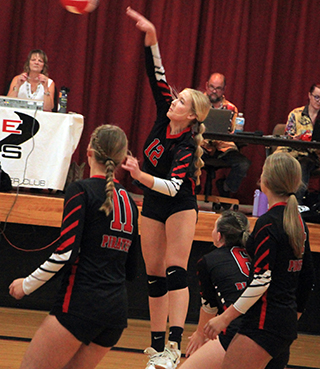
[288,192,296,197]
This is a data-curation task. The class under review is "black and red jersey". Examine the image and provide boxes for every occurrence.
[198,245,251,340]
[243,203,314,341]
[141,46,198,198]
[24,177,139,329]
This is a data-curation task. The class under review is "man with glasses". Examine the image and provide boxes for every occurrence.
[276,83,320,204]
[201,73,251,203]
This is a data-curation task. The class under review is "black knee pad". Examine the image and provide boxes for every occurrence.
[166,266,188,291]
[147,275,168,297]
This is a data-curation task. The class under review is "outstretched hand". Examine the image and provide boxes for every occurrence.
[9,278,26,300]
[126,6,157,46]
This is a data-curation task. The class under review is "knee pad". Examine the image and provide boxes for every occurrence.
[166,266,188,291]
[147,275,168,297]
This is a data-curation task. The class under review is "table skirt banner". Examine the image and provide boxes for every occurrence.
[0,107,84,190]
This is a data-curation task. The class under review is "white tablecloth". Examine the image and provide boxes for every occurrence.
[0,107,84,190]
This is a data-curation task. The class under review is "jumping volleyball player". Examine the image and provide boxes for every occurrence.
[123,7,211,369]
[9,124,139,369]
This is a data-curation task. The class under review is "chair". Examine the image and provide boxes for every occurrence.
[197,150,240,211]
[266,123,286,155]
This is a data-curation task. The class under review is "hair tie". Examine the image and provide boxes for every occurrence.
[105,157,116,166]
[288,192,296,197]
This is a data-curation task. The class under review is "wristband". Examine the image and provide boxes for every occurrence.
[44,91,50,96]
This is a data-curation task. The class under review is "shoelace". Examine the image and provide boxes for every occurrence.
[162,347,179,364]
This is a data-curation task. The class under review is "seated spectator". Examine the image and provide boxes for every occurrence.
[202,73,251,200]
[276,83,320,204]
[7,49,55,111]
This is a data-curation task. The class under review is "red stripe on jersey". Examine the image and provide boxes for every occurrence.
[162,92,172,98]
[57,235,76,251]
[157,81,169,90]
[255,248,269,268]
[259,290,268,329]
[174,172,186,179]
[61,220,79,237]
[255,235,270,254]
[63,205,82,223]
[221,304,228,334]
[173,163,189,172]
[62,263,78,313]
[64,191,84,208]
[189,177,196,194]
[255,223,272,239]
[180,153,192,161]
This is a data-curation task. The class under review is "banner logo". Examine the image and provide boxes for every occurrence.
[0,111,40,159]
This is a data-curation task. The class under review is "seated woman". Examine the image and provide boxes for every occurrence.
[7,49,55,111]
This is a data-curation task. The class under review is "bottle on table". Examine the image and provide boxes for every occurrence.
[235,112,245,133]
[58,86,68,113]
[252,189,268,217]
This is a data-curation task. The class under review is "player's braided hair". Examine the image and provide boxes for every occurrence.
[90,124,128,216]
[184,88,211,185]
[216,210,250,248]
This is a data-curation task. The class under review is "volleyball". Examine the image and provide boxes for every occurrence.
[60,0,99,14]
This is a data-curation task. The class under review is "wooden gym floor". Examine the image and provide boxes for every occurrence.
[0,308,319,369]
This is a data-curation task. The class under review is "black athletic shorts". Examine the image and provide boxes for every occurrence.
[141,192,198,224]
[238,327,293,359]
[266,348,290,369]
[51,311,124,347]
[218,331,234,351]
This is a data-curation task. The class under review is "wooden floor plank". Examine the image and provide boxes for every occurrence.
[0,308,319,368]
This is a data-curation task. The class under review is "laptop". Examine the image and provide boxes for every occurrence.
[203,108,233,134]
[0,95,44,110]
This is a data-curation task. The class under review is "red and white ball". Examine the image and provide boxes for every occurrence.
[60,0,99,14]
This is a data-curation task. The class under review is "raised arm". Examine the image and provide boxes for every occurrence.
[126,6,157,46]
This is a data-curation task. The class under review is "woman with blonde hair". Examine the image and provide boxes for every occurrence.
[9,124,139,369]
[123,7,210,369]
[203,152,314,369]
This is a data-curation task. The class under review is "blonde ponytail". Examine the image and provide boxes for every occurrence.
[90,125,128,216]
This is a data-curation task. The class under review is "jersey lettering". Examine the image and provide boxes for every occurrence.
[110,189,134,234]
[144,139,164,166]
[230,246,250,277]
[287,259,303,272]
[101,235,132,252]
